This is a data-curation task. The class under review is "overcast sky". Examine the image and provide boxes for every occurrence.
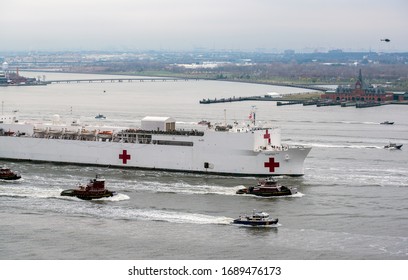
[1,0,407,52]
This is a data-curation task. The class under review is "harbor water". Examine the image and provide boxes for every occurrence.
[0,72,407,260]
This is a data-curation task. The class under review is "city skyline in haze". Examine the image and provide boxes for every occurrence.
[1,0,407,53]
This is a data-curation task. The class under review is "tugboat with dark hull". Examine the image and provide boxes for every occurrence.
[0,167,21,180]
[233,210,279,227]
[236,177,297,197]
[60,175,116,200]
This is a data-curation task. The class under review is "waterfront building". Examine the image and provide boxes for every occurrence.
[321,69,393,102]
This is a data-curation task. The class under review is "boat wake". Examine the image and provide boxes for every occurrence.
[291,142,384,150]
[0,185,59,199]
[0,184,231,225]
[0,185,129,201]
[132,209,233,225]
[124,181,239,196]
[60,203,233,225]
[103,193,129,201]
[0,178,24,184]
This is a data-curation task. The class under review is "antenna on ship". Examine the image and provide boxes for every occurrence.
[249,105,257,125]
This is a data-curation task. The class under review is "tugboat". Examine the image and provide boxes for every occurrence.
[60,175,117,200]
[236,177,297,197]
[380,121,394,125]
[233,210,279,227]
[384,143,403,150]
[0,166,21,180]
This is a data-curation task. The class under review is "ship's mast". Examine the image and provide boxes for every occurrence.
[249,106,257,125]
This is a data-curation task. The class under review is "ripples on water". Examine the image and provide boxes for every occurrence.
[1,74,407,259]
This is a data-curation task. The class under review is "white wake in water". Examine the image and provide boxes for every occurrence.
[0,184,232,225]
[62,203,233,225]
[0,184,130,201]
[293,142,383,149]
[132,209,233,225]
[122,181,240,196]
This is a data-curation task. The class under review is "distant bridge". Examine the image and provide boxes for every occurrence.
[228,80,331,92]
[45,77,199,84]
[43,78,331,92]
[279,84,331,91]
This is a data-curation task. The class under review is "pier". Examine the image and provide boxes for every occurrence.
[199,95,298,104]
[199,94,402,109]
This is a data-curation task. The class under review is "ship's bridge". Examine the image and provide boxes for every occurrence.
[253,127,281,151]
[0,115,18,124]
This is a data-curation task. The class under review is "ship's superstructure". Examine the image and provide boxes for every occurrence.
[0,113,311,176]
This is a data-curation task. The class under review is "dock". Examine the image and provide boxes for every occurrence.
[199,95,305,104]
[198,94,402,109]
[355,102,382,108]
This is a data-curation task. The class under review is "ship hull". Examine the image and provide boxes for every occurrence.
[233,218,279,226]
[0,175,22,181]
[60,189,116,200]
[0,116,311,176]
[0,136,310,176]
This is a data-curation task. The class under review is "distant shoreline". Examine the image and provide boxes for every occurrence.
[20,69,326,99]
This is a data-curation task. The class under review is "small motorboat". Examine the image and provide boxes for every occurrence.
[61,175,117,200]
[0,167,21,180]
[236,177,297,197]
[95,114,106,120]
[380,121,394,125]
[233,210,278,227]
[384,143,403,150]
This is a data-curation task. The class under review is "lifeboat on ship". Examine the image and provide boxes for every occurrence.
[64,129,79,135]
[236,177,297,197]
[97,130,113,139]
[233,210,278,227]
[0,167,21,180]
[60,175,117,200]
[80,129,96,136]
[33,128,46,134]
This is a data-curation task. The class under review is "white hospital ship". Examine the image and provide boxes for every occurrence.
[0,113,311,176]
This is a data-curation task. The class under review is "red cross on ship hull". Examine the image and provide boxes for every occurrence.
[264,157,280,173]
[119,150,131,164]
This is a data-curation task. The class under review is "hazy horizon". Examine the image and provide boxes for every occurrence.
[1,0,407,53]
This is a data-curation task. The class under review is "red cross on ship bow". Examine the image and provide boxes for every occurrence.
[264,157,280,173]
[263,129,271,144]
[119,150,131,164]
